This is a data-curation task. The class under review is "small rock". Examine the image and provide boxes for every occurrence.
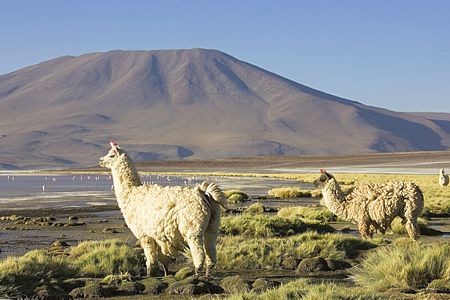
[102,227,119,233]
[34,284,68,300]
[281,257,300,270]
[251,278,277,294]
[117,281,145,294]
[139,277,167,295]
[68,216,79,222]
[51,240,70,248]
[174,267,194,280]
[325,259,352,271]
[297,257,330,273]
[61,278,86,292]
[70,282,114,298]
[221,275,251,294]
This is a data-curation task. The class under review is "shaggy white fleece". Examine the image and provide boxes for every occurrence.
[99,142,226,276]
[314,170,423,239]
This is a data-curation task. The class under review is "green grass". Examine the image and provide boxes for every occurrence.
[69,239,144,277]
[277,206,336,222]
[220,214,334,238]
[355,238,450,291]
[225,190,250,203]
[217,232,381,270]
[226,278,392,300]
[0,250,79,293]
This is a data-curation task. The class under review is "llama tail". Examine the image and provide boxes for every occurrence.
[198,181,227,209]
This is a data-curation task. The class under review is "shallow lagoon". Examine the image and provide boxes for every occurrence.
[0,173,303,209]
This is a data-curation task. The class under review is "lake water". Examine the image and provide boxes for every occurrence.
[0,173,304,210]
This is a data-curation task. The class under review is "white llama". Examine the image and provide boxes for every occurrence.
[439,168,449,187]
[99,141,227,276]
[313,169,423,239]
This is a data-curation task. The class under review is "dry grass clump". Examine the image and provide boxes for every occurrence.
[277,206,336,222]
[0,250,79,293]
[69,239,144,277]
[225,189,250,203]
[355,238,450,291]
[268,187,313,198]
[220,214,334,238]
[217,232,381,270]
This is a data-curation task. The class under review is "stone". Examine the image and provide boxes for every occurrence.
[325,259,352,271]
[117,281,145,294]
[297,257,330,272]
[281,257,300,270]
[34,285,68,300]
[251,278,276,294]
[174,267,194,280]
[51,240,70,248]
[220,275,251,294]
[61,278,86,292]
[139,277,167,295]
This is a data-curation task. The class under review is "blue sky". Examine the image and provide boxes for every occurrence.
[1,0,449,112]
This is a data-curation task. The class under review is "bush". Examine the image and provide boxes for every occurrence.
[225,190,250,203]
[0,250,79,293]
[355,239,450,291]
[69,239,144,277]
[220,215,334,238]
[277,206,336,222]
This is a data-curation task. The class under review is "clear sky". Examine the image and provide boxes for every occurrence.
[1,0,449,112]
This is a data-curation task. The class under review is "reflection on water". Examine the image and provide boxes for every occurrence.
[0,173,305,209]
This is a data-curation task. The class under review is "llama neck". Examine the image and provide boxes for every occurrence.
[322,179,351,220]
[111,157,141,205]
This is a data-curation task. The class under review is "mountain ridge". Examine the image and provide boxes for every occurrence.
[1,48,449,169]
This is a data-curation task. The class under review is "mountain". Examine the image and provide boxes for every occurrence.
[1,49,449,169]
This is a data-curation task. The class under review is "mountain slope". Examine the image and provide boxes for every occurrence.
[0,49,449,169]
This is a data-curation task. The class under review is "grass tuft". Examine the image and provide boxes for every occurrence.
[277,206,336,222]
[69,239,144,277]
[217,232,380,270]
[225,190,250,203]
[0,250,79,293]
[220,214,334,238]
[355,238,450,291]
[268,187,314,198]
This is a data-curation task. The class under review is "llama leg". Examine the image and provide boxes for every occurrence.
[141,237,160,276]
[358,220,372,239]
[405,219,420,240]
[187,237,205,275]
[204,230,218,277]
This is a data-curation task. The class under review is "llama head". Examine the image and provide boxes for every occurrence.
[99,140,129,169]
[313,169,335,188]
[440,168,445,175]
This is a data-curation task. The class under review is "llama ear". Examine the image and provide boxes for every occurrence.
[320,169,326,174]
[110,140,120,149]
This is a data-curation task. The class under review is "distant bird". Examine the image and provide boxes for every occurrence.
[52,177,56,182]
[42,185,46,192]
[439,169,449,187]
[72,176,76,180]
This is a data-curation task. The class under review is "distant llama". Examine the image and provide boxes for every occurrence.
[99,141,227,276]
[439,168,449,187]
[313,169,423,239]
